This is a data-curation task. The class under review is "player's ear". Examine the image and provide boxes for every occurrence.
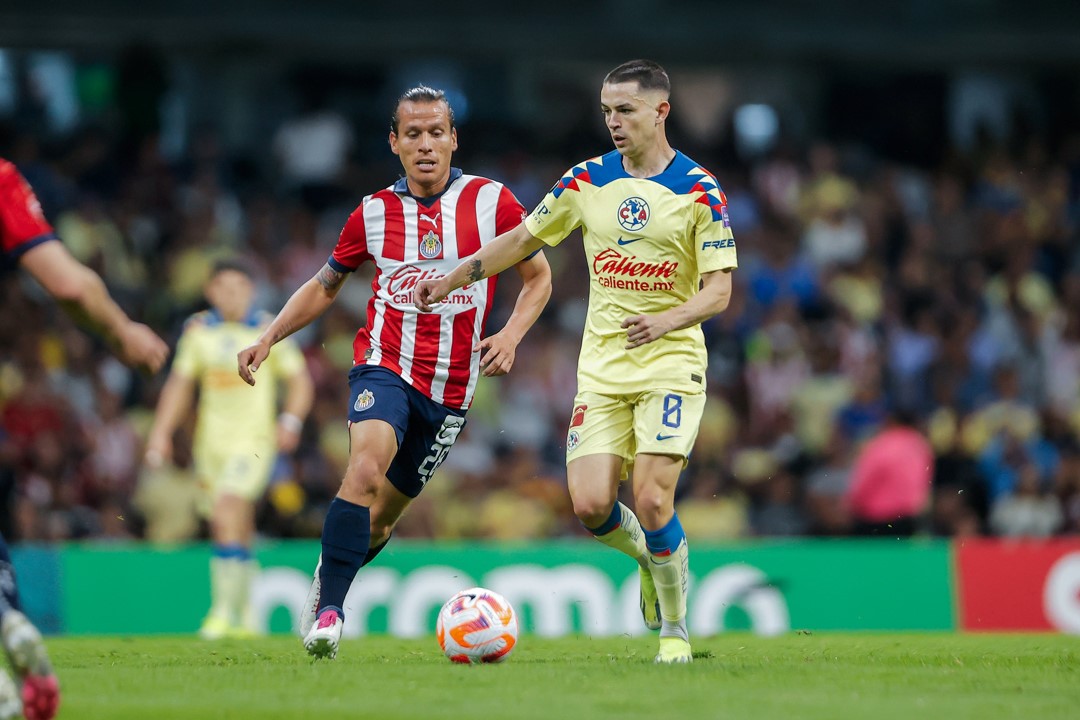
[656,100,671,124]
[450,127,458,152]
[389,131,400,155]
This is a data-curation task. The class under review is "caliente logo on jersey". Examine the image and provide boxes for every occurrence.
[419,230,442,259]
[617,197,650,231]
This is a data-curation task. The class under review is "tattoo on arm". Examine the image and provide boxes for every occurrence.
[316,264,346,291]
[466,259,484,283]
[271,322,294,344]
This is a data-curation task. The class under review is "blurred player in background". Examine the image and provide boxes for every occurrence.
[145,258,314,639]
[237,86,551,659]
[415,60,737,664]
[1,157,169,719]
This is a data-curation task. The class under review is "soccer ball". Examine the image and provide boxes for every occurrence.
[436,587,518,664]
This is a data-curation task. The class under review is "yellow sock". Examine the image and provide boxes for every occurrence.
[592,503,649,567]
[648,539,689,634]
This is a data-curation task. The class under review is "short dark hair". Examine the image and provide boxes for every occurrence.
[211,257,252,279]
[390,86,455,133]
[603,59,671,95]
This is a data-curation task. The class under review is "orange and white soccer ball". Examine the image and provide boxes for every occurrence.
[436,587,518,664]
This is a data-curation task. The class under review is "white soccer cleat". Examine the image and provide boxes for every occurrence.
[1,611,52,680]
[1,610,60,719]
[299,561,322,637]
[303,609,342,660]
[0,669,21,720]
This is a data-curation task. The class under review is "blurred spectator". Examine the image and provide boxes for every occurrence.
[800,170,867,269]
[988,464,1063,538]
[803,429,854,535]
[749,468,809,536]
[272,86,353,211]
[845,411,933,536]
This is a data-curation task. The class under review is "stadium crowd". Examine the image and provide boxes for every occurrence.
[2,97,1080,544]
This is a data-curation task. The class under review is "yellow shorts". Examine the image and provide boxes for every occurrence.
[564,389,706,470]
[194,445,276,515]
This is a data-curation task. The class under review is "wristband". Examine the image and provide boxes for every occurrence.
[278,413,303,433]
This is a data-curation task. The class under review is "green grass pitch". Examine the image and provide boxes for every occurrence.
[50,633,1079,719]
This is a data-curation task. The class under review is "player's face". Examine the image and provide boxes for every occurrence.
[600,82,667,157]
[389,100,458,197]
[205,269,254,322]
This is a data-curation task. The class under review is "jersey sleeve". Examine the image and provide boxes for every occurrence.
[0,160,57,260]
[329,203,372,273]
[693,181,738,274]
[170,322,204,378]
[524,169,584,247]
[494,185,526,235]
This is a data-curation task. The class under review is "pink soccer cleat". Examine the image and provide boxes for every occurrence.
[303,608,343,660]
[0,611,59,720]
[21,675,59,720]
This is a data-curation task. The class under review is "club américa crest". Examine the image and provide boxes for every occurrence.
[420,230,442,259]
[617,197,650,231]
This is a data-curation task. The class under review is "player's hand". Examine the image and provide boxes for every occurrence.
[414,279,449,313]
[144,436,172,469]
[474,332,518,377]
[238,340,272,386]
[621,314,673,349]
[117,322,169,374]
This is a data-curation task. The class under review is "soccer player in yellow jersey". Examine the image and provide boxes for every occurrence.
[416,60,736,663]
[146,259,314,639]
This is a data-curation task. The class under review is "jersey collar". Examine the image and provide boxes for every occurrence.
[207,308,261,327]
[393,167,463,207]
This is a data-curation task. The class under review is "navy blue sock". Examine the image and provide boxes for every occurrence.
[318,498,371,617]
[361,533,391,568]
[0,532,21,618]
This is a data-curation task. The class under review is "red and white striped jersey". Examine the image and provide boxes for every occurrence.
[1,158,57,273]
[329,169,525,410]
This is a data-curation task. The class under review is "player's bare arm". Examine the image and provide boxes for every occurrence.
[475,250,552,377]
[20,241,169,373]
[414,223,545,312]
[621,268,733,349]
[276,367,315,452]
[238,264,345,385]
[466,259,483,283]
[144,372,197,467]
[317,263,347,292]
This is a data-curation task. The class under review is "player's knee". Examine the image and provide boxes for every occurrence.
[571,495,613,527]
[340,456,384,504]
[633,487,672,525]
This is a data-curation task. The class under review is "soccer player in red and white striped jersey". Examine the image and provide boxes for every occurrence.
[237,87,551,659]
[1,158,169,719]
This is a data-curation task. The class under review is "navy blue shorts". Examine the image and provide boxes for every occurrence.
[347,365,466,498]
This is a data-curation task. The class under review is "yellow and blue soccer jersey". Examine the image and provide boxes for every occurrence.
[172,309,307,457]
[524,150,737,395]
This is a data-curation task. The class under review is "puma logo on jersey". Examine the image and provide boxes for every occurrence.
[420,212,441,227]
